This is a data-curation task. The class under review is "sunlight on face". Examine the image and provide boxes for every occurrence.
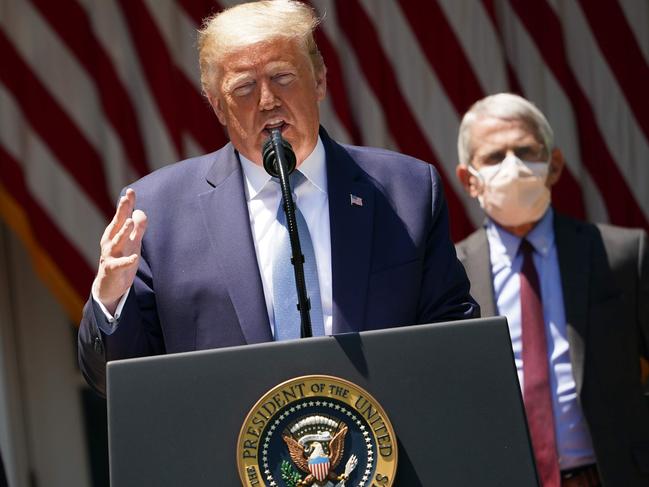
[208,37,326,166]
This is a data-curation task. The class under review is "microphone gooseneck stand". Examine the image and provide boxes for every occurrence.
[262,128,313,338]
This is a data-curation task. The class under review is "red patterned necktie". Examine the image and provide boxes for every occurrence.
[519,239,560,487]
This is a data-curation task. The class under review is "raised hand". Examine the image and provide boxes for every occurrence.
[93,189,147,314]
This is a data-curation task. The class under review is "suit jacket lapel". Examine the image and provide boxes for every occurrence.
[198,145,272,344]
[554,214,589,393]
[461,229,496,317]
[322,129,375,334]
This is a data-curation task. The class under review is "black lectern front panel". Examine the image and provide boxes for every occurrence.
[107,318,538,486]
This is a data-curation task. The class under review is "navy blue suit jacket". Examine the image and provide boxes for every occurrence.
[79,128,478,395]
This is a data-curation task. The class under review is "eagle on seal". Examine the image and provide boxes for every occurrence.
[283,424,349,486]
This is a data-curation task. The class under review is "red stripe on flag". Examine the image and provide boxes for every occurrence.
[160,0,229,155]
[30,0,149,177]
[0,30,115,218]
[177,0,221,26]
[116,0,184,158]
[478,1,523,96]
[549,168,587,220]
[0,145,95,298]
[306,0,363,144]
[505,64,523,96]
[398,0,485,115]
[509,0,648,231]
[177,72,228,154]
[480,0,524,96]
[577,0,649,146]
[313,25,363,145]
[117,0,227,159]
[335,0,475,240]
[481,0,499,29]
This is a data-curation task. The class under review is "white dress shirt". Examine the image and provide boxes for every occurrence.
[94,137,333,337]
[486,208,596,470]
[239,137,332,336]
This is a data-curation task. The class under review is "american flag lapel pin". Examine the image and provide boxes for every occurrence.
[350,194,363,207]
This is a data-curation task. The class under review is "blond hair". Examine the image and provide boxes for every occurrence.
[198,0,323,96]
[457,93,554,166]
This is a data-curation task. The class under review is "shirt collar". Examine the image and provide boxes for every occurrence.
[239,136,327,200]
[486,208,555,266]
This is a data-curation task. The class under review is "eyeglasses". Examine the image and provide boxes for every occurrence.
[476,145,548,167]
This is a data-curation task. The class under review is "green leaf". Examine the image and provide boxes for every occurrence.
[280,460,302,487]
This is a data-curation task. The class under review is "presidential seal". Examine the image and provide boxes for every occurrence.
[237,375,398,487]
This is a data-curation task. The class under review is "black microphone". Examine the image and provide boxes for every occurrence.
[262,129,297,177]
[261,129,312,339]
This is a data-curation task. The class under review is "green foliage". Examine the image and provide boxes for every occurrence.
[280,460,303,487]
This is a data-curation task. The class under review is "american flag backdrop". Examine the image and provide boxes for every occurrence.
[1,0,648,324]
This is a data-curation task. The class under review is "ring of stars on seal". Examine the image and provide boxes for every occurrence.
[237,375,398,487]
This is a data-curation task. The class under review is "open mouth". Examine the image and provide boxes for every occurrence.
[263,120,287,136]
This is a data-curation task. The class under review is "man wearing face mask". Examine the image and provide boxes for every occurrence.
[455,93,649,487]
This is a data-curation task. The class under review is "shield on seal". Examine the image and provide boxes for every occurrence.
[308,455,330,482]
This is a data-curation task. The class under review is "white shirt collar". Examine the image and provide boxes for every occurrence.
[239,136,327,200]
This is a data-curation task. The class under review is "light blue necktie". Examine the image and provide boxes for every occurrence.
[272,171,325,340]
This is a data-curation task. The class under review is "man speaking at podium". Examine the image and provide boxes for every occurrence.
[78,0,477,396]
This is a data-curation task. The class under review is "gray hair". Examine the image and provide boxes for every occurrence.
[198,0,324,97]
[457,93,554,166]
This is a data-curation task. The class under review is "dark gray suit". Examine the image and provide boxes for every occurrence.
[456,212,649,486]
[0,450,6,487]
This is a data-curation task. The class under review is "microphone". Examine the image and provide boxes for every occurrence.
[261,129,313,339]
[262,129,296,178]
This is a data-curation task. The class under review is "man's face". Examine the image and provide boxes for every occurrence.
[207,37,326,166]
[469,117,548,171]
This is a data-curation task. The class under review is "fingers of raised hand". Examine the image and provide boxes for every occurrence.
[102,189,136,244]
[131,209,148,244]
[101,253,139,273]
[111,218,135,250]
[104,209,147,255]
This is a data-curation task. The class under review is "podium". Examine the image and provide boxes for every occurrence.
[107,318,539,486]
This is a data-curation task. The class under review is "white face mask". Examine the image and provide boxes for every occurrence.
[468,154,551,227]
